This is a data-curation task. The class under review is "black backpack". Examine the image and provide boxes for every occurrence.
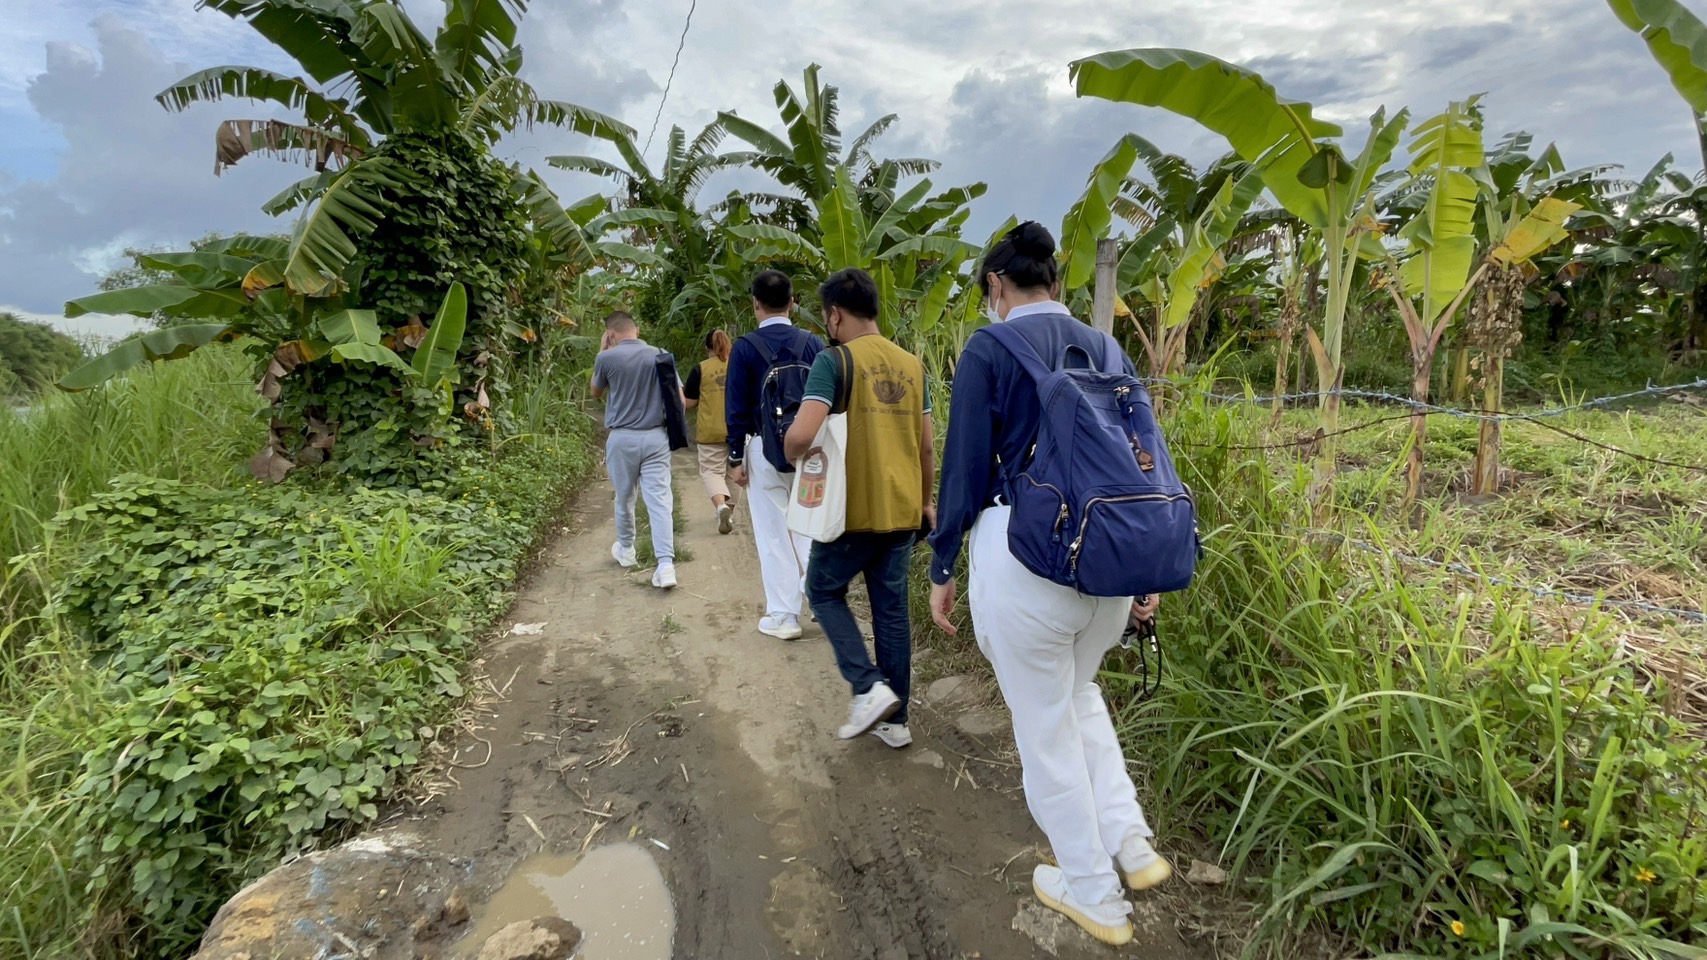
[654,350,689,451]
[745,330,816,473]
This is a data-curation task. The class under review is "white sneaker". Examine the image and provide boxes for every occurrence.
[1117,833,1173,891]
[758,615,802,641]
[837,682,901,739]
[1032,864,1134,946]
[611,541,637,568]
[652,562,677,590]
[871,722,912,748]
[717,503,734,535]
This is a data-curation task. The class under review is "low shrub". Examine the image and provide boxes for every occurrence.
[7,430,595,956]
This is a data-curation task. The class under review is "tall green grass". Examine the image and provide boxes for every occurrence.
[1097,393,1707,958]
[0,346,261,623]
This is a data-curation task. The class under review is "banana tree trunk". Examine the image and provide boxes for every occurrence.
[1450,343,1470,402]
[1404,350,1432,506]
[1271,272,1302,428]
[1471,353,1504,495]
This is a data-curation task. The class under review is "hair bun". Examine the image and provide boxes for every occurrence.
[1008,220,1056,259]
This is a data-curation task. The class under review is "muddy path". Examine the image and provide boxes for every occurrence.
[402,454,1207,960]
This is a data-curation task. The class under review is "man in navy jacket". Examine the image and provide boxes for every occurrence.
[726,270,824,639]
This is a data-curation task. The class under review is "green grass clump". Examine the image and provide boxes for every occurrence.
[0,345,262,627]
[1098,392,1707,959]
[1,423,598,959]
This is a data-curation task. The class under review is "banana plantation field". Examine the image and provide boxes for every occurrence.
[2,0,1706,958]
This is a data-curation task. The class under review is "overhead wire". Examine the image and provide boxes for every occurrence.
[644,0,698,156]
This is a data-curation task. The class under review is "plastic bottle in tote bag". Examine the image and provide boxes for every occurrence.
[787,413,847,543]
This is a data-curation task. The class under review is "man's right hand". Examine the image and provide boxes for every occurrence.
[730,464,749,488]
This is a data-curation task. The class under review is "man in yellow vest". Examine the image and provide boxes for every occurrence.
[784,268,935,747]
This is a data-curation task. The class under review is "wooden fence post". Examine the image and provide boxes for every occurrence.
[1091,238,1117,334]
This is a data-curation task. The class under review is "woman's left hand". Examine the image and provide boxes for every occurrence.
[1130,594,1159,627]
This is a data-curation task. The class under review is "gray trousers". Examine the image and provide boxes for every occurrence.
[607,428,674,563]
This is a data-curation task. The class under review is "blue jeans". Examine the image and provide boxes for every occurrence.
[807,531,915,724]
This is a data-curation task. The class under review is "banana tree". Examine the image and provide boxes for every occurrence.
[1464,196,1582,494]
[1121,165,1267,380]
[1073,49,1408,498]
[720,164,982,333]
[547,119,752,273]
[1379,100,1489,505]
[58,238,470,479]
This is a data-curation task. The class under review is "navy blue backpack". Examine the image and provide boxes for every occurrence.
[745,330,817,474]
[982,322,1198,598]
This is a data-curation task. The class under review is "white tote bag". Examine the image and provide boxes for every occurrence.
[787,413,848,543]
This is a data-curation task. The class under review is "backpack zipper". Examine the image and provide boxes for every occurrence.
[1067,491,1194,575]
[1017,475,1071,539]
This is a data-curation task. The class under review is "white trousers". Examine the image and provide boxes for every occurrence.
[968,506,1153,908]
[746,438,810,620]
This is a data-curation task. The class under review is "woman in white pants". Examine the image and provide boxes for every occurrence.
[927,222,1171,947]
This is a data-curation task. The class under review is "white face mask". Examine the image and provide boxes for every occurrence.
[983,280,1003,324]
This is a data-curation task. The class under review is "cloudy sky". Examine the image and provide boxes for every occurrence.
[1,0,1702,338]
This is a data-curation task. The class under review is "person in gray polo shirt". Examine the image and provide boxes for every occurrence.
[591,310,677,589]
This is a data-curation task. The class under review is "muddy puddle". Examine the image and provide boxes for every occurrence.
[456,843,674,959]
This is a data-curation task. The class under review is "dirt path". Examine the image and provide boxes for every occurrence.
[404,454,1206,960]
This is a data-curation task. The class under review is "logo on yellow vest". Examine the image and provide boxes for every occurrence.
[865,360,910,406]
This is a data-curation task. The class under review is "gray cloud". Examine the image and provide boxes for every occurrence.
[5,0,1707,323]
[0,17,300,314]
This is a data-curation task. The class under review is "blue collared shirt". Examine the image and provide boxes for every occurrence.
[926,302,1137,584]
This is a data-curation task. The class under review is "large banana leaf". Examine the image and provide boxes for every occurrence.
[331,340,413,372]
[318,308,382,346]
[716,111,792,159]
[521,98,635,140]
[1071,49,1342,226]
[876,235,980,262]
[513,170,594,263]
[1162,170,1266,327]
[819,166,869,270]
[777,66,834,200]
[280,157,401,296]
[1608,0,1707,114]
[411,282,467,384]
[545,155,629,180]
[199,0,360,86]
[64,285,223,318]
[58,324,235,391]
[725,224,822,264]
[862,179,934,259]
[435,0,522,86]
[913,250,970,333]
[1059,134,1151,292]
[199,235,291,261]
[592,241,674,269]
[587,207,679,232]
[1397,101,1485,324]
[157,66,367,145]
[136,252,258,288]
[1490,197,1584,266]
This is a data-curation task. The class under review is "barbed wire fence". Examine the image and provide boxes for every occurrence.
[1160,376,1707,627]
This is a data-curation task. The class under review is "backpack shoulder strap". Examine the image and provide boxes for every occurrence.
[747,331,778,368]
[1098,332,1128,376]
[830,344,855,412]
[981,323,1054,384]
